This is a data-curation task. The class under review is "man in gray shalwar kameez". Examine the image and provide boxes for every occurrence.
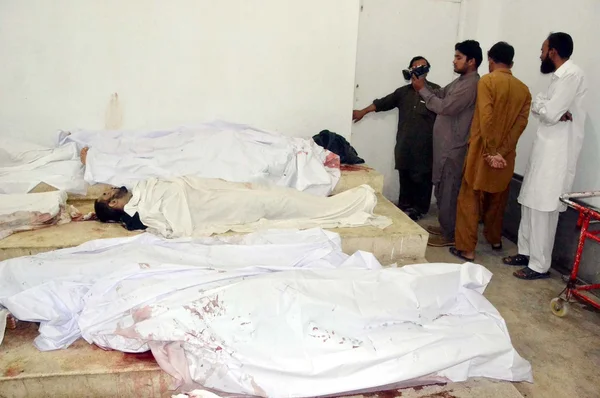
[412,40,482,247]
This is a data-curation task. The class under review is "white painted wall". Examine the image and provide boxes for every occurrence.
[0,0,360,146]
[351,0,462,201]
[460,0,600,202]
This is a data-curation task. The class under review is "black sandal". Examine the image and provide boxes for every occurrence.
[449,247,475,262]
[503,254,529,266]
[513,267,550,280]
[491,243,503,251]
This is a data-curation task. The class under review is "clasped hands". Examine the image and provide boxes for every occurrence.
[484,153,507,169]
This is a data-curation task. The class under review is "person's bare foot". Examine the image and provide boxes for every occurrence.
[80,147,89,165]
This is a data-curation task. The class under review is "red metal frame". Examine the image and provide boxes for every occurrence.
[559,192,600,310]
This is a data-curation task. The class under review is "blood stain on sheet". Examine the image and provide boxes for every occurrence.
[362,390,401,398]
[202,295,223,316]
[3,364,24,377]
[411,383,447,392]
[340,164,369,172]
[324,153,341,169]
[184,305,204,319]
[132,306,153,322]
[120,351,157,365]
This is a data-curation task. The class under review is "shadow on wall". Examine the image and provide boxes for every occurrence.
[351,111,400,202]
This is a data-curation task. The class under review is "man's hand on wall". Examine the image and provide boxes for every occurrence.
[352,109,366,123]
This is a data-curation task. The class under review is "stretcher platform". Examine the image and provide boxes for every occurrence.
[0,192,427,265]
[3,166,426,264]
[0,322,524,398]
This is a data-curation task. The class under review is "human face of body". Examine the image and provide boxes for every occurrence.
[99,186,129,210]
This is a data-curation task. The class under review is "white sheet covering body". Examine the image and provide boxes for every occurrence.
[0,230,350,351]
[59,121,341,196]
[0,191,69,239]
[0,230,532,397]
[124,177,390,237]
[0,137,85,194]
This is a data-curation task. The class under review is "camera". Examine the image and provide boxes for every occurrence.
[402,64,430,81]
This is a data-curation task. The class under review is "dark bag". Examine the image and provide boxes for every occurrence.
[312,130,364,165]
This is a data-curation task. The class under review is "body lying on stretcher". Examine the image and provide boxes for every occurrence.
[1,122,341,197]
[93,176,391,238]
[64,122,341,197]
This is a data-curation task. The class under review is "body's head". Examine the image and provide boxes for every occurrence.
[454,40,483,75]
[541,32,573,74]
[94,186,132,223]
[488,41,515,73]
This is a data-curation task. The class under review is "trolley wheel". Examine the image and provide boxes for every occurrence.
[550,297,570,318]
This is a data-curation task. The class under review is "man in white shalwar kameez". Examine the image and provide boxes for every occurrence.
[94,176,390,238]
[503,33,588,280]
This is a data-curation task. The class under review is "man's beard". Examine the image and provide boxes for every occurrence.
[540,54,556,74]
[454,66,466,75]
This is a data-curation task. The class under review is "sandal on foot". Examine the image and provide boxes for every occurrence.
[513,267,550,280]
[491,243,503,251]
[427,235,454,247]
[426,225,443,236]
[449,247,475,262]
[503,254,529,266]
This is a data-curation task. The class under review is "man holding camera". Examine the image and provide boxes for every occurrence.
[353,57,440,221]
[412,40,482,247]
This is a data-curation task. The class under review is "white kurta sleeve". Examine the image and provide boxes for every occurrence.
[532,73,582,126]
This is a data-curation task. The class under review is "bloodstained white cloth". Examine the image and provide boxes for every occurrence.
[124,177,391,237]
[59,121,341,196]
[0,230,532,397]
[0,191,70,240]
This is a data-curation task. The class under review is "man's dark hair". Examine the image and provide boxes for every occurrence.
[409,56,431,69]
[488,42,515,66]
[455,40,483,68]
[94,200,125,223]
[547,32,573,59]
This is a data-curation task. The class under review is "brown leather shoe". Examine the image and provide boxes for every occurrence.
[426,225,443,236]
[427,235,455,247]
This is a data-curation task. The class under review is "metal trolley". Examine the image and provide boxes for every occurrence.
[551,191,600,317]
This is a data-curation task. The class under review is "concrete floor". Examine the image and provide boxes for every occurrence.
[417,213,600,398]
